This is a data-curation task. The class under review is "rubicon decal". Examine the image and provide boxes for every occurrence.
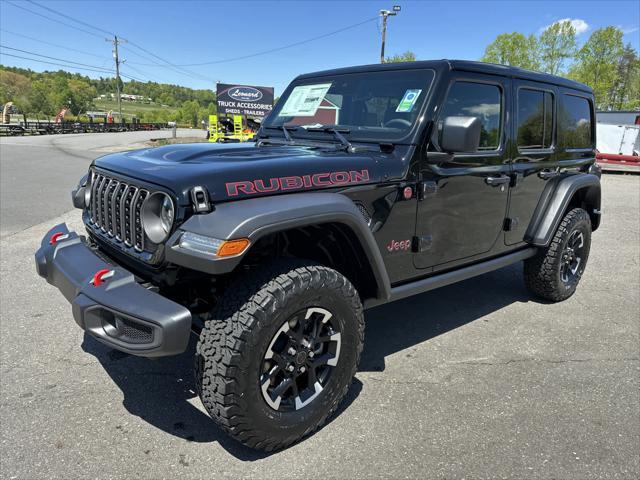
[226,169,370,196]
[386,239,412,253]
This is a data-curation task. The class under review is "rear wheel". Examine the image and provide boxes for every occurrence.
[195,259,364,451]
[524,207,592,302]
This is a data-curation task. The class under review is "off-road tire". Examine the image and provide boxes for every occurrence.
[195,259,364,451]
[524,207,592,302]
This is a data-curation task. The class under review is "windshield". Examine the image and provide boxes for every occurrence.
[263,69,435,143]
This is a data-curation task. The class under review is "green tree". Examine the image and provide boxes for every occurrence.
[27,79,55,118]
[610,44,640,110]
[539,20,577,75]
[568,27,624,109]
[0,70,32,121]
[158,92,174,106]
[178,99,200,127]
[66,79,97,118]
[385,51,417,63]
[481,32,540,70]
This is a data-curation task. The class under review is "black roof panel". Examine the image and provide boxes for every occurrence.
[296,59,592,94]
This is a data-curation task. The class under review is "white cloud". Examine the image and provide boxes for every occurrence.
[620,26,639,35]
[463,103,500,117]
[541,18,589,35]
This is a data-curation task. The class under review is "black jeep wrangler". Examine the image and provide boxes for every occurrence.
[35,60,601,451]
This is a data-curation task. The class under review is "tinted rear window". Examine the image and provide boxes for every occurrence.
[559,94,593,149]
[517,89,554,149]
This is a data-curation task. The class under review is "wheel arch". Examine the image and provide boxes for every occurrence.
[166,192,391,302]
[524,173,601,247]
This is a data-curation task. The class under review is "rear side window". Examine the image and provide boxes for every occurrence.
[517,89,554,149]
[438,81,502,150]
[559,94,593,149]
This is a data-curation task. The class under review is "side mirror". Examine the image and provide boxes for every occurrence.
[440,116,481,153]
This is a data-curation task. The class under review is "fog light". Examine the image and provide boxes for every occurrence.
[178,232,250,257]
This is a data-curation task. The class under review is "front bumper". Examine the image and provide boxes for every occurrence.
[35,223,192,357]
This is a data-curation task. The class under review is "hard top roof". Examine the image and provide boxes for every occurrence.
[296,59,592,94]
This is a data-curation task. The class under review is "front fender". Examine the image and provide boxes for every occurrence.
[165,192,391,301]
[525,173,601,247]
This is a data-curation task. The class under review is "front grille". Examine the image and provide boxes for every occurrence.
[88,171,149,251]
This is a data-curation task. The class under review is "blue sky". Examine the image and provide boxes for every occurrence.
[1,0,638,95]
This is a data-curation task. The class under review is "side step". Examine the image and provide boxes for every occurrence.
[364,248,537,309]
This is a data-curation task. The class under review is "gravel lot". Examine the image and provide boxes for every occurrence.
[0,133,638,479]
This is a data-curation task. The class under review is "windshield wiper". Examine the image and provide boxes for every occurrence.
[305,126,355,153]
[263,125,298,143]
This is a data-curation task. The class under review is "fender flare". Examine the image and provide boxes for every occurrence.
[525,173,601,247]
[165,192,392,301]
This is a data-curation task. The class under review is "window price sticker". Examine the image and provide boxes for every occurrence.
[396,89,422,113]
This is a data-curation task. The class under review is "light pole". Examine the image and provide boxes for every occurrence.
[380,5,401,63]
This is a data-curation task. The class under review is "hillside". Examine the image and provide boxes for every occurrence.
[1,65,215,125]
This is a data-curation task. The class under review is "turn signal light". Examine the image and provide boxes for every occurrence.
[217,238,250,257]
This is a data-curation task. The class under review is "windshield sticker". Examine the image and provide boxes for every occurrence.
[279,83,332,117]
[396,89,422,113]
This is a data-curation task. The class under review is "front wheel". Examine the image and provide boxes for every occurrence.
[524,207,592,302]
[195,260,364,451]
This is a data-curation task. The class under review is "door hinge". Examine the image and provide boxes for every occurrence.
[503,217,519,231]
[419,181,437,201]
[511,172,523,187]
[412,235,433,252]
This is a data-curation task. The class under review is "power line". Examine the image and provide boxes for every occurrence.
[127,15,379,67]
[13,0,214,83]
[124,40,215,83]
[4,0,105,39]
[0,45,115,72]
[0,29,105,59]
[26,0,114,36]
[0,52,116,74]
[3,0,186,85]
[120,63,162,83]
[0,45,147,82]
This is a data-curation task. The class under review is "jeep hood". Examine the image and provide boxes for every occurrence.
[93,142,410,205]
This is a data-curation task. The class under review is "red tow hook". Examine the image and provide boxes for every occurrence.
[90,269,115,287]
[49,232,69,245]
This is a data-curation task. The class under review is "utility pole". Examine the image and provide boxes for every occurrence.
[107,36,127,121]
[379,6,401,63]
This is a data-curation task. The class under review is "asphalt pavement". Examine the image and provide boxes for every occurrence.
[0,128,204,238]
[0,132,638,479]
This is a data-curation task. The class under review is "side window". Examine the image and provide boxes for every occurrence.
[517,89,554,149]
[437,81,502,150]
[559,94,593,149]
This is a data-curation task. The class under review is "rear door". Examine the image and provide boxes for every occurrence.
[506,80,557,245]
[414,73,512,269]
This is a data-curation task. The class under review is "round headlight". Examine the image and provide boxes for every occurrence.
[142,192,175,244]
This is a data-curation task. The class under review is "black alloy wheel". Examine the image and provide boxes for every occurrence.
[560,229,586,286]
[260,307,341,411]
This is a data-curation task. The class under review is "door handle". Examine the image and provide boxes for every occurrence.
[539,170,560,180]
[485,175,510,186]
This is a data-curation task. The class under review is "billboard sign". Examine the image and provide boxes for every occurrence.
[216,83,274,118]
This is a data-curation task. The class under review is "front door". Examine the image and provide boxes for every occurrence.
[414,73,512,270]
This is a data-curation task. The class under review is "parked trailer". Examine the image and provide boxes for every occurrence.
[0,121,170,136]
[596,122,640,173]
